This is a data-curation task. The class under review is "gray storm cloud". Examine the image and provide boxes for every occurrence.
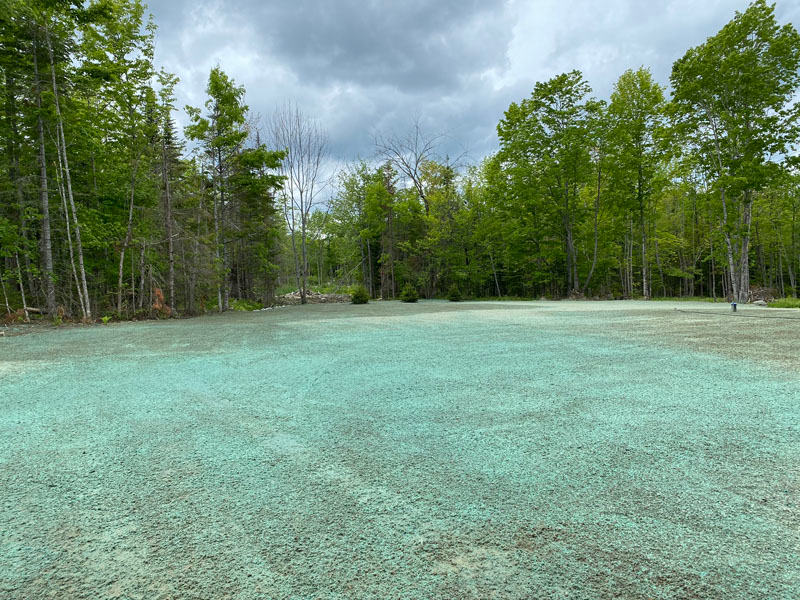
[148,0,800,163]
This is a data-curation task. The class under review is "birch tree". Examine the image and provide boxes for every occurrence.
[670,0,800,303]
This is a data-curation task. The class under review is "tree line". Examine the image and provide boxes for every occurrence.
[324,0,800,304]
[1,0,799,322]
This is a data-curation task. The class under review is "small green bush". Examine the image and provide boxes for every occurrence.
[101,315,112,324]
[400,283,419,303]
[447,284,462,302]
[316,283,353,295]
[231,298,263,311]
[769,297,800,308]
[350,285,369,304]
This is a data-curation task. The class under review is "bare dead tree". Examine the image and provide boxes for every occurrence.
[374,117,444,216]
[269,102,328,304]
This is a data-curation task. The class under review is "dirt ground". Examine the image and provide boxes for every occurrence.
[1,300,798,599]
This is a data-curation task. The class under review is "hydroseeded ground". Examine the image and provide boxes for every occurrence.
[1,301,798,599]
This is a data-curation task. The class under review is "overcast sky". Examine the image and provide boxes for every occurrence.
[146,0,800,165]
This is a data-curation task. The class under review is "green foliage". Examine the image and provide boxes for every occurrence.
[183,66,283,313]
[400,283,419,303]
[185,67,248,151]
[231,298,263,311]
[670,0,800,190]
[350,286,369,304]
[447,285,462,302]
[497,70,603,294]
[669,0,800,302]
[768,298,800,309]
[101,315,112,324]
[314,283,353,295]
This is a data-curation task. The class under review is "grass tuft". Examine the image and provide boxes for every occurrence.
[768,297,800,308]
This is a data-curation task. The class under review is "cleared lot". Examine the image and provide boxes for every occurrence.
[1,301,798,599]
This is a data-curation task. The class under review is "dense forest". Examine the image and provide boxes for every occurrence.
[1,0,799,321]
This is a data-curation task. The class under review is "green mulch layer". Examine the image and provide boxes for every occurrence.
[1,301,798,599]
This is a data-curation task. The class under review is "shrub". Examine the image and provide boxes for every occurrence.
[350,285,369,304]
[769,297,800,308]
[400,283,419,303]
[447,284,462,302]
[317,283,353,295]
[231,298,263,311]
